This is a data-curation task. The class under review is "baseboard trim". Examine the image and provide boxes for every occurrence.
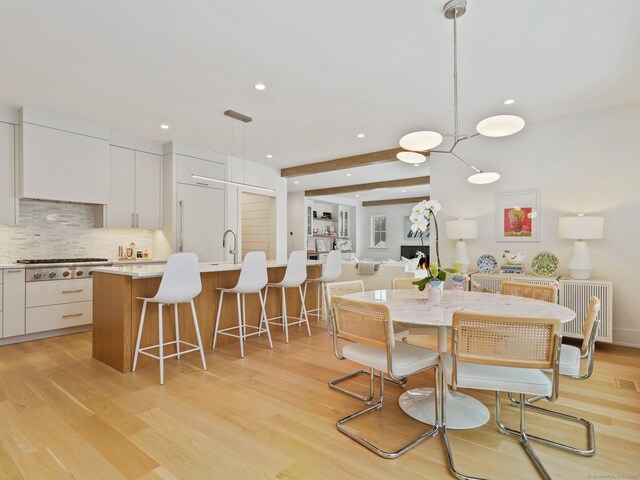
[0,325,92,346]
[612,328,640,349]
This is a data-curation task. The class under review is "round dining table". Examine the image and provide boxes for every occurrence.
[342,289,576,429]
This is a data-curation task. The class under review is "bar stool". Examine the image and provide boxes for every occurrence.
[132,253,207,385]
[263,250,311,343]
[305,249,342,331]
[212,251,272,358]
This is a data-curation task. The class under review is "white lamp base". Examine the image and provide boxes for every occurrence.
[453,240,470,273]
[568,240,593,280]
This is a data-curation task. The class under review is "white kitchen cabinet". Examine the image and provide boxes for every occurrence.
[177,183,225,262]
[26,301,92,334]
[0,122,16,225]
[177,154,226,187]
[2,268,25,337]
[19,122,109,204]
[338,205,350,237]
[103,146,161,228]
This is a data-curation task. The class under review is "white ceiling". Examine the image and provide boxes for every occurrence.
[1,0,639,178]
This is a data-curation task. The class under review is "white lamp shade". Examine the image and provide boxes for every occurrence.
[559,216,604,240]
[399,131,443,151]
[468,171,500,184]
[446,219,478,240]
[476,115,525,137]
[396,151,427,164]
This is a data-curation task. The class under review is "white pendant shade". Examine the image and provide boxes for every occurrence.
[468,171,500,184]
[476,115,525,137]
[399,131,443,151]
[397,151,427,164]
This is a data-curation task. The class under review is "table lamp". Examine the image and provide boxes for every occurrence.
[558,215,604,280]
[445,219,477,273]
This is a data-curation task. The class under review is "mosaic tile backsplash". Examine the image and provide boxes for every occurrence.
[0,199,154,262]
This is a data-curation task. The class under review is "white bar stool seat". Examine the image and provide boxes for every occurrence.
[212,251,272,358]
[305,250,342,330]
[132,253,207,385]
[264,250,311,343]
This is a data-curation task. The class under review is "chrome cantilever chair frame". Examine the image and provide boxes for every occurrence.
[440,312,564,480]
[507,297,601,456]
[332,297,439,459]
[326,281,406,404]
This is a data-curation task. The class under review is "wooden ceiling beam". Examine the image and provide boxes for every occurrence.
[304,176,430,197]
[281,147,427,177]
[362,196,429,207]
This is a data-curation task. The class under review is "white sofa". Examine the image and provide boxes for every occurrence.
[336,261,412,290]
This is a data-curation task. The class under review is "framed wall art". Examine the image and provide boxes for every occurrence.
[496,190,540,242]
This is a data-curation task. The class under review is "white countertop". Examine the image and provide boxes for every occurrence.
[92,260,323,278]
[0,264,25,269]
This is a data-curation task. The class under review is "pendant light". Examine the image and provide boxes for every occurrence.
[397,0,525,184]
[191,110,275,193]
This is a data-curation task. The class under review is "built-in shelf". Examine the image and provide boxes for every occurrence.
[313,217,336,223]
[310,235,349,239]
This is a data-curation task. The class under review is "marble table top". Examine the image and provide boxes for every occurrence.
[342,289,576,327]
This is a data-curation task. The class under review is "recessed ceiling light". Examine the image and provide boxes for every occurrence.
[255,83,266,90]
[355,194,360,197]
[414,164,420,167]
[346,173,352,177]
[402,190,406,193]
[357,133,365,138]
[266,154,273,158]
[503,99,515,105]
[294,181,299,184]
[160,124,169,130]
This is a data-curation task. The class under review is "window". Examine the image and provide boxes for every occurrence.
[370,215,387,248]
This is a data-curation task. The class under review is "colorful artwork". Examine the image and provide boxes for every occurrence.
[503,207,532,237]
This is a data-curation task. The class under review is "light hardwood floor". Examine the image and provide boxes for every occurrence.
[0,324,638,479]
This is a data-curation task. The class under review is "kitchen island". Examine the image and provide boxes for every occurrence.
[91,260,323,372]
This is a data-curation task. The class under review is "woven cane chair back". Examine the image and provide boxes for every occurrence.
[332,297,394,350]
[326,281,365,308]
[452,311,561,369]
[581,296,601,354]
[392,277,419,290]
[499,281,557,303]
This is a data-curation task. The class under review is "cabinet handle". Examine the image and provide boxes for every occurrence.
[196,182,209,187]
[179,200,184,252]
[62,289,84,294]
[132,213,135,228]
[62,313,83,319]
[6,269,22,273]
[136,213,139,228]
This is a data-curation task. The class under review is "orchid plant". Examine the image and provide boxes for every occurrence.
[408,199,456,291]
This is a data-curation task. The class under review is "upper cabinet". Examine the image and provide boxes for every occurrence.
[18,107,110,204]
[98,146,161,229]
[0,121,16,225]
[176,154,226,187]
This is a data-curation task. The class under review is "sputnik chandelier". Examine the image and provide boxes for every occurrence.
[397,0,525,184]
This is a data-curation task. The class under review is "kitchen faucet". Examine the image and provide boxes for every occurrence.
[222,229,239,264]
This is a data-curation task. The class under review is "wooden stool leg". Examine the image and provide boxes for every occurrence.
[213,291,224,349]
[174,303,181,360]
[133,299,148,372]
[190,300,207,371]
[158,303,164,385]
[300,285,311,336]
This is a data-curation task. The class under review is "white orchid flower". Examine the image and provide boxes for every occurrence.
[412,202,426,215]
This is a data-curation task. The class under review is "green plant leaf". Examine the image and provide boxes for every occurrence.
[437,271,446,281]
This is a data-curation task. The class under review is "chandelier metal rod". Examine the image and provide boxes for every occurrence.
[453,10,459,140]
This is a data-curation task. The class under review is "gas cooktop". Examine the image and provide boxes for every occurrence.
[17,258,109,265]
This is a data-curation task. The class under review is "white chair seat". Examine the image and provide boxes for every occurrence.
[440,352,552,397]
[219,285,258,294]
[267,279,300,289]
[559,344,581,376]
[343,342,439,378]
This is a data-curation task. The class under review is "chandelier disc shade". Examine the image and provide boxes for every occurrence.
[468,171,501,184]
[399,131,443,152]
[397,151,427,164]
[476,115,525,137]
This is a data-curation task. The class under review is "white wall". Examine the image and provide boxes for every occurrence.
[287,191,306,255]
[358,202,425,261]
[431,102,640,347]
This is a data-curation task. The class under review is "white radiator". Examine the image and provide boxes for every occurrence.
[558,278,613,343]
[470,273,510,294]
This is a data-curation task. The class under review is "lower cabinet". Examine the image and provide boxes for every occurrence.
[2,269,26,338]
[26,301,92,334]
